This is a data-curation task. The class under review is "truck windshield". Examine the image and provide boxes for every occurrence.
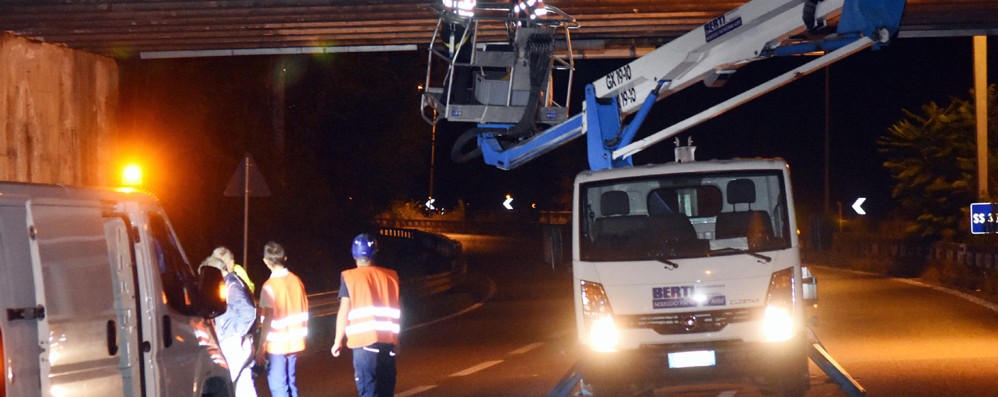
[579,170,791,262]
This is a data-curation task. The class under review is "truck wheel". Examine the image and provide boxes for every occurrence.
[584,379,649,397]
[773,360,809,397]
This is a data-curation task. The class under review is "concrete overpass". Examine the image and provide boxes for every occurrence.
[0,0,996,59]
[0,0,994,187]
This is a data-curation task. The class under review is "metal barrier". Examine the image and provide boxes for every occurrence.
[307,227,465,319]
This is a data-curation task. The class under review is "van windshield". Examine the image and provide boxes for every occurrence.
[579,170,791,262]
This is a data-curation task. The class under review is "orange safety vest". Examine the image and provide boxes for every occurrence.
[342,266,401,349]
[260,269,309,354]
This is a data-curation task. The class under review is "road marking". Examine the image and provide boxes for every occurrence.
[509,342,544,355]
[406,276,497,332]
[718,391,738,397]
[396,385,437,397]
[816,266,998,313]
[894,277,998,313]
[450,360,504,377]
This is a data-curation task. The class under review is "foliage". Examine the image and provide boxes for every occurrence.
[378,199,467,221]
[878,84,998,241]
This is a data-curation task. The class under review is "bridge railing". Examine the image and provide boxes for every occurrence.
[307,227,465,319]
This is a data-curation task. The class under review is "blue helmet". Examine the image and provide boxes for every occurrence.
[351,233,378,260]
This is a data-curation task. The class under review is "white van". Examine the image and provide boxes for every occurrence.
[573,158,816,396]
[0,182,233,397]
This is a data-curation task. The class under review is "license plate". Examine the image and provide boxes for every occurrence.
[667,350,716,368]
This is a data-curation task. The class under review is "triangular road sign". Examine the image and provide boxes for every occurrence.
[224,154,271,197]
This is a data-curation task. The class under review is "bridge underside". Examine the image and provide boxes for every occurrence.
[0,1,995,59]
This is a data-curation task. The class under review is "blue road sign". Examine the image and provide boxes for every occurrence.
[970,203,998,234]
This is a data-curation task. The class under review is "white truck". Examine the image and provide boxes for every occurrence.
[0,182,233,397]
[423,0,904,395]
[572,156,814,395]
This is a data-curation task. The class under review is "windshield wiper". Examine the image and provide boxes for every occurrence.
[710,247,772,263]
[652,254,679,270]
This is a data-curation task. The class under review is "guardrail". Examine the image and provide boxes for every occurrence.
[307,227,465,319]
[831,238,997,270]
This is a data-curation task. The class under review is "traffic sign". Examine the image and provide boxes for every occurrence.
[970,202,998,234]
[851,197,866,215]
[503,195,514,210]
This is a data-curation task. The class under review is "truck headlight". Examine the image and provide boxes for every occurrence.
[763,267,796,342]
[581,280,618,352]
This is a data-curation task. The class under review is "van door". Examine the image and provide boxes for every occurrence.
[103,216,144,396]
[27,203,126,396]
[0,202,44,397]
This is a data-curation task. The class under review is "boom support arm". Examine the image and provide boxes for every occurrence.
[474,0,905,171]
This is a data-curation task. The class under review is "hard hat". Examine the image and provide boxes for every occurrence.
[351,233,378,260]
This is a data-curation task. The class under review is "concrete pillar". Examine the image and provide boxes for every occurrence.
[0,32,118,186]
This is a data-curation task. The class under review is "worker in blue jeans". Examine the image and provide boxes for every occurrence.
[331,234,401,397]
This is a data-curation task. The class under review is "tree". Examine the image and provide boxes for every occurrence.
[878,85,998,241]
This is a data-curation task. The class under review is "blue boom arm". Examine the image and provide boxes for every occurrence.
[472,0,906,171]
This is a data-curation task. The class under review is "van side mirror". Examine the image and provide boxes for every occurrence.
[801,266,818,304]
[197,266,228,319]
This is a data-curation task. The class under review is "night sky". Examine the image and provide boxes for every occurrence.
[115,35,997,289]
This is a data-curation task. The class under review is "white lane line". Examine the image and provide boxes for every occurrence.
[814,266,998,313]
[450,360,504,377]
[509,342,544,355]
[894,277,998,313]
[718,391,738,397]
[406,276,497,332]
[396,385,437,397]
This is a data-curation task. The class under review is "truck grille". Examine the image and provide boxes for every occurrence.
[617,307,762,334]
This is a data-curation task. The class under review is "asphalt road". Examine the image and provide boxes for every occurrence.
[252,238,998,396]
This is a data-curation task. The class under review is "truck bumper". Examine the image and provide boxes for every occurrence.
[579,334,808,387]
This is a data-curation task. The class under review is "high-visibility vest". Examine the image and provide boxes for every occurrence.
[260,269,309,354]
[342,266,400,349]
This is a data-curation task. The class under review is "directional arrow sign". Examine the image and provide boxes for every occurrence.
[425,198,435,210]
[851,197,867,215]
[503,195,513,210]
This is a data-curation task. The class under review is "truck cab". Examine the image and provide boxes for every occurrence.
[0,182,232,397]
[573,158,814,395]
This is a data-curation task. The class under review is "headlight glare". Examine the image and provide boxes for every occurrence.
[763,267,796,342]
[580,280,618,352]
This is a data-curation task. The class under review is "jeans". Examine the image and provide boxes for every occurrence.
[352,343,396,397]
[266,352,299,397]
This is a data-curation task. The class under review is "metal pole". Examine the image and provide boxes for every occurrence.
[824,66,831,213]
[974,36,989,201]
[430,109,437,200]
[243,154,250,267]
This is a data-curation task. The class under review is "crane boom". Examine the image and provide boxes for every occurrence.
[421,0,906,171]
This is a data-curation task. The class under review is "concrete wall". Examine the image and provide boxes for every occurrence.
[0,32,118,186]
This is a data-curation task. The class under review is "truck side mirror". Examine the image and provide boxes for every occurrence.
[801,266,818,304]
[197,266,228,319]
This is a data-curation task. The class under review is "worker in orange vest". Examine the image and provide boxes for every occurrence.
[255,241,309,397]
[332,233,401,397]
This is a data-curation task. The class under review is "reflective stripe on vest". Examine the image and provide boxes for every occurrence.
[342,266,400,348]
[345,305,401,335]
[267,311,310,344]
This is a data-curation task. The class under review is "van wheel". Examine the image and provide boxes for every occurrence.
[200,376,232,397]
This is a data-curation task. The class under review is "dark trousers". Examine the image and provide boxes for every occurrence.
[352,343,396,397]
